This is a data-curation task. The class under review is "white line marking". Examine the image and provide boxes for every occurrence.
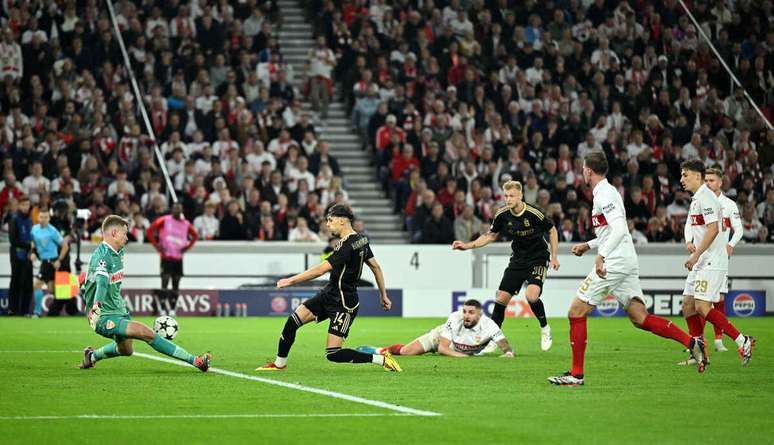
[0,350,81,353]
[134,352,441,417]
[0,413,408,421]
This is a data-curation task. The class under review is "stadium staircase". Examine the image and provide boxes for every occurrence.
[276,0,409,243]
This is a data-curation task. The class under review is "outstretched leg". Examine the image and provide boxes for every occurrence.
[257,305,316,370]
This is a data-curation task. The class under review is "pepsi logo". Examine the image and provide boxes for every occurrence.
[596,295,620,317]
[732,294,756,317]
[271,296,288,313]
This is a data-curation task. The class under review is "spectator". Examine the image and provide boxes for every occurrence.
[219,200,246,240]
[288,217,321,242]
[453,205,483,242]
[422,203,454,244]
[558,218,580,242]
[306,36,335,119]
[741,202,768,243]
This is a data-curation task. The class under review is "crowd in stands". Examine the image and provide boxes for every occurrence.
[2,1,774,247]
[0,0,347,243]
[308,0,774,245]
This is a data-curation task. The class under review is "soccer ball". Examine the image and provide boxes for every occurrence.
[153,316,179,340]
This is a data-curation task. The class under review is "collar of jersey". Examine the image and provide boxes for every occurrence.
[592,178,609,197]
[102,241,121,256]
[695,183,708,197]
[510,203,528,217]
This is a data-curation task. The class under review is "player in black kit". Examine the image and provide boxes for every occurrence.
[257,204,402,372]
[453,180,560,351]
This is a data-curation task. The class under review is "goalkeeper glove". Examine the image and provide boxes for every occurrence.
[88,301,102,330]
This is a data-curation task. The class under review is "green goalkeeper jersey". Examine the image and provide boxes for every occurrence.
[81,242,128,317]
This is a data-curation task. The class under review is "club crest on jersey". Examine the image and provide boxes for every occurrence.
[110,270,124,283]
[106,320,115,330]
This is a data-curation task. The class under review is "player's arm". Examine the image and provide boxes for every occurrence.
[684,218,695,253]
[276,261,333,288]
[29,240,37,262]
[145,217,163,251]
[452,230,498,250]
[54,229,68,268]
[184,223,199,251]
[727,205,743,255]
[596,200,627,278]
[571,237,597,256]
[548,226,560,270]
[88,261,111,328]
[686,198,720,270]
[366,256,391,311]
[496,338,514,357]
[437,336,468,358]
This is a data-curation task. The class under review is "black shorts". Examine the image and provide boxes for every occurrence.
[498,263,549,295]
[160,259,183,277]
[38,261,56,282]
[302,292,360,338]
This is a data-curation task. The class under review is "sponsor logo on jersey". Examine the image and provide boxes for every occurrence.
[592,213,608,228]
[690,214,705,226]
[110,270,124,283]
[596,295,620,317]
[732,294,756,317]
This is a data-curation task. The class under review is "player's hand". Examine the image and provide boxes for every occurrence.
[29,252,37,263]
[685,253,699,271]
[571,242,589,257]
[686,242,696,253]
[451,240,468,251]
[550,256,560,271]
[88,302,102,330]
[276,278,293,288]
[380,294,392,311]
[53,259,61,270]
[500,351,514,358]
[726,244,733,257]
[595,255,606,279]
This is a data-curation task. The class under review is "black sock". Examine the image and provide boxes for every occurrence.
[529,299,548,328]
[325,347,372,363]
[278,313,302,358]
[491,302,507,327]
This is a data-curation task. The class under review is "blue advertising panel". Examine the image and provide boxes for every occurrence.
[219,288,403,317]
[725,291,766,317]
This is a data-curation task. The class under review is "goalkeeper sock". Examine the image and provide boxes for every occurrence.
[93,342,120,362]
[528,299,548,328]
[278,313,302,359]
[491,301,507,327]
[33,289,43,316]
[148,334,196,365]
[325,347,372,364]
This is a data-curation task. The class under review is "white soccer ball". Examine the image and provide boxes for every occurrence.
[153,316,179,340]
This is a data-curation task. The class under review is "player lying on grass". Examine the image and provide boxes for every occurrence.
[356,299,514,358]
[78,215,211,372]
[257,204,402,372]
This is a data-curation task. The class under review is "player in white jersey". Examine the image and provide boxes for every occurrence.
[549,151,704,386]
[679,160,754,366]
[356,299,514,358]
[683,167,743,354]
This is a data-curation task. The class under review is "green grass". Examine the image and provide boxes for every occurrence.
[1,316,772,444]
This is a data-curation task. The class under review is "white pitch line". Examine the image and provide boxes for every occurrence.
[134,352,441,417]
[0,413,409,421]
[0,350,81,353]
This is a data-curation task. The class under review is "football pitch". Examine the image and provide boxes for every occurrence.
[1,316,772,444]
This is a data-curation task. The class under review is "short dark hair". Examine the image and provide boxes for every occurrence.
[583,150,609,176]
[681,159,706,178]
[706,166,723,178]
[463,299,482,309]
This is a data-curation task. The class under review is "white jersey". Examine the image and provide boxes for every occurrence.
[587,179,638,271]
[718,193,743,249]
[441,311,505,355]
[687,184,727,271]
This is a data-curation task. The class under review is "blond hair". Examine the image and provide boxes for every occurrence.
[706,166,723,178]
[502,180,523,192]
[102,215,129,234]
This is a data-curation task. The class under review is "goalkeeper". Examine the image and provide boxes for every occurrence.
[78,215,211,372]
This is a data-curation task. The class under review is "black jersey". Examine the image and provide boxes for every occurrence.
[322,232,374,311]
[489,203,553,267]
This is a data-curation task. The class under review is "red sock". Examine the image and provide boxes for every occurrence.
[704,308,740,340]
[385,344,404,355]
[685,314,704,337]
[642,315,692,348]
[712,301,725,339]
[569,317,587,377]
